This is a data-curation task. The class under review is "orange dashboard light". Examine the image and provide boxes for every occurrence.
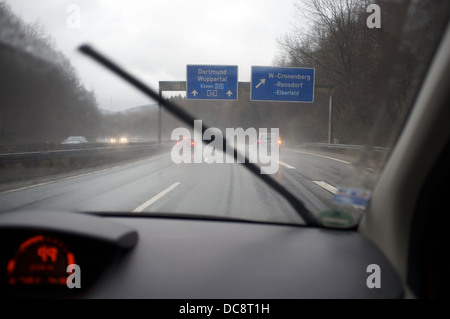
[67,252,76,266]
[7,259,15,275]
[19,235,44,252]
[8,234,76,286]
[37,245,58,263]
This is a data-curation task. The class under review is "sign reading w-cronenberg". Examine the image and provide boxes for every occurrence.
[251,66,315,102]
[186,65,238,100]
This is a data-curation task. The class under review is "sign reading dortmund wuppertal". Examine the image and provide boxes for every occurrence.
[186,65,238,100]
[251,66,315,102]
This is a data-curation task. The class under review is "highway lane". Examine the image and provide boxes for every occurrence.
[277,149,376,213]
[0,148,368,224]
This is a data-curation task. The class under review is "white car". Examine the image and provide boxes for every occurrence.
[62,136,88,144]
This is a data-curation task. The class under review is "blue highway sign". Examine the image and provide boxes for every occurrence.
[251,66,315,102]
[186,65,238,100]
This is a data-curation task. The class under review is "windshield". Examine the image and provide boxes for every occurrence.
[0,0,449,228]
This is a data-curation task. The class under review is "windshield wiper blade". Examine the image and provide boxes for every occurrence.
[79,44,322,227]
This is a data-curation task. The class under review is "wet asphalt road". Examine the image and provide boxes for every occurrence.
[0,148,366,224]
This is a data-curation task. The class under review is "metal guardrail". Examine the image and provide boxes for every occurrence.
[300,143,391,153]
[0,141,168,154]
[0,142,174,184]
[0,143,172,164]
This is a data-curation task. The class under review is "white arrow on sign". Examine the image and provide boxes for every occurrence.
[191,90,198,96]
[255,79,266,89]
[226,90,233,97]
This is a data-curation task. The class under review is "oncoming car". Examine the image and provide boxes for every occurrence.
[109,137,128,144]
[0,0,449,303]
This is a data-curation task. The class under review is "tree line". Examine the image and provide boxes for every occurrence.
[275,0,450,146]
[0,2,100,144]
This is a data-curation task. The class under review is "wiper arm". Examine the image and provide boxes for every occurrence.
[79,45,322,227]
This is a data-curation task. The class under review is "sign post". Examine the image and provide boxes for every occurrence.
[251,66,315,102]
[186,65,238,100]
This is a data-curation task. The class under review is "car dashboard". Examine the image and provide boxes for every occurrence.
[0,210,403,299]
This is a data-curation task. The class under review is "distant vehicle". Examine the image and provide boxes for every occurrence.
[95,137,110,143]
[119,137,128,144]
[109,137,128,144]
[62,136,88,144]
[258,133,282,150]
[176,136,195,149]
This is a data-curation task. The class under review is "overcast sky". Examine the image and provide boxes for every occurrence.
[5,0,299,112]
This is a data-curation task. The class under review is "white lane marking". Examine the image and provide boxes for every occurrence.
[313,181,337,194]
[313,180,365,211]
[133,182,180,213]
[278,161,296,169]
[0,152,172,195]
[290,150,351,164]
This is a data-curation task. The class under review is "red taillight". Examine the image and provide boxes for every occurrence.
[278,139,282,144]
[191,141,194,146]
[258,140,261,144]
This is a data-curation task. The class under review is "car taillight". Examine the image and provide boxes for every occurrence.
[191,141,194,146]
[258,140,261,144]
[278,139,282,144]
